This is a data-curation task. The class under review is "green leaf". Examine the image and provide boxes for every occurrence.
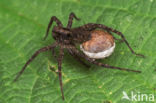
[0,0,156,103]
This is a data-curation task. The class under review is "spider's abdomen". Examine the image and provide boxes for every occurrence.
[80,30,115,59]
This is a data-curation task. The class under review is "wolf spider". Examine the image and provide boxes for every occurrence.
[14,12,144,100]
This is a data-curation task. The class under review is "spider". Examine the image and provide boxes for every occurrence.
[13,12,144,100]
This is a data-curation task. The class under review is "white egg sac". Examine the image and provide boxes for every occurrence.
[80,43,115,59]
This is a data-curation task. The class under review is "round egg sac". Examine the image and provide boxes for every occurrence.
[80,30,115,59]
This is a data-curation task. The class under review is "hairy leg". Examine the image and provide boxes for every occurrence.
[81,23,144,57]
[13,42,58,82]
[67,12,80,29]
[52,46,57,59]
[67,45,141,73]
[114,37,124,42]
[44,16,63,40]
[67,49,90,68]
[57,46,65,100]
[106,30,124,43]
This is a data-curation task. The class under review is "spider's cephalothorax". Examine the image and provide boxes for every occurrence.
[52,24,92,44]
[52,26,72,44]
[13,12,144,100]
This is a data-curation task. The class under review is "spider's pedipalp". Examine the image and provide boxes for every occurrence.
[44,16,63,40]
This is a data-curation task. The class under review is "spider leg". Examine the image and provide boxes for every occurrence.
[13,42,58,82]
[44,16,63,40]
[67,49,90,68]
[52,46,57,59]
[67,45,141,73]
[81,23,145,57]
[67,12,80,29]
[106,30,124,43]
[57,46,65,100]
[114,37,124,43]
